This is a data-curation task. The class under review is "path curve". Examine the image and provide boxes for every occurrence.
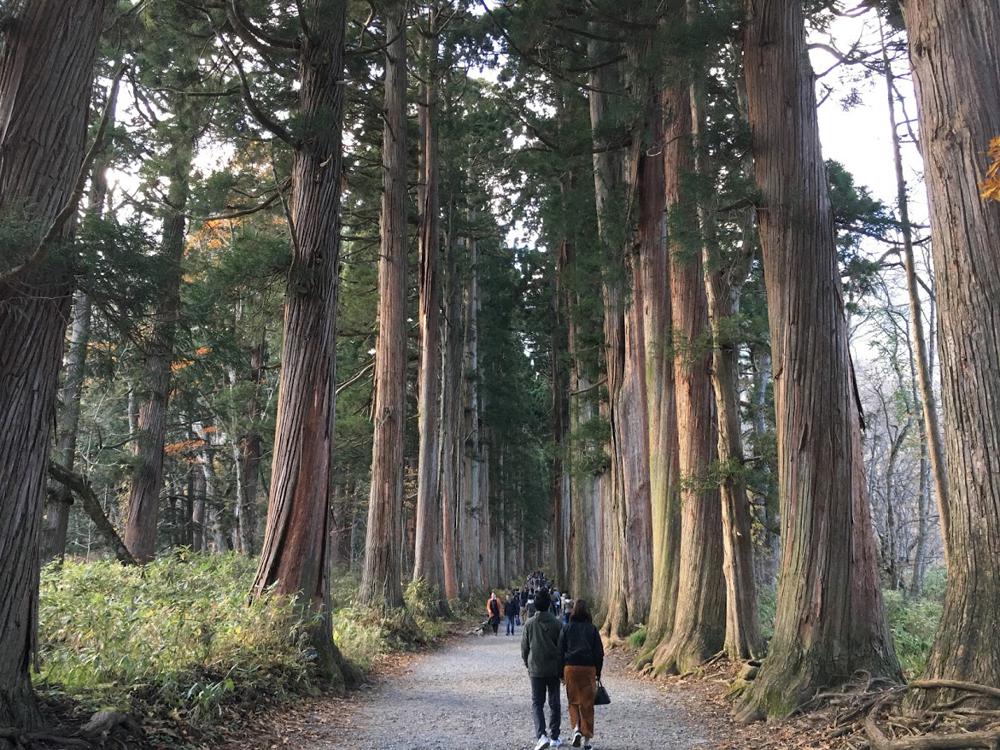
[337,628,714,750]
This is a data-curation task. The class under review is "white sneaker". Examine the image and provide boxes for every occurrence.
[534,736,551,750]
[583,741,594,750]
[551,739,563,748]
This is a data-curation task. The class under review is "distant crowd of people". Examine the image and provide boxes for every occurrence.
[484,571,603,750]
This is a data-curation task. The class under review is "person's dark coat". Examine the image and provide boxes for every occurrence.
[504,597,519,618]
[521,611,563,678]
[558,620,604,679]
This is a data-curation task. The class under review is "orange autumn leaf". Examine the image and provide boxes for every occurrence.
[980,136,1000,203]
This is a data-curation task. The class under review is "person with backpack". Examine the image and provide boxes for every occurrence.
[505,591,520,635]
[486,591,502,635]
[558,600,603,749]
[521,589,563,749]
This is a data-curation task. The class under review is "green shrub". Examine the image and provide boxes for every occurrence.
[36,553,314,725]
[628,625,647,649]
[883,588,942,677]
[757,586,777,640]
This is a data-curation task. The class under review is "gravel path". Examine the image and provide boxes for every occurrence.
[339,628,715,750]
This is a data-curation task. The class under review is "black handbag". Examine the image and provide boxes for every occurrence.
[595,680,611,706]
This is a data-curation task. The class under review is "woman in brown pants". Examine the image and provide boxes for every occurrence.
[558,600,604,749]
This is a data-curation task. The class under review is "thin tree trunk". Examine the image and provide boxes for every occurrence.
[191,449,206,552]
[42,291,92,560]
[735,0,900,720]
[251,0,349,685]
[691,57,763,662]
[123,129,197,563]
[0,0,105,729]
[359,2,408,612]
[879,21,950,565]
[461,231,482,593]
[412,3,446,611]
[439,215,463,601]
[903,0,1000,706]
[235,339,265,555]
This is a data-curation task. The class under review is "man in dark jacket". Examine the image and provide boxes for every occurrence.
[521,590,563,749]
[505,592,520,635]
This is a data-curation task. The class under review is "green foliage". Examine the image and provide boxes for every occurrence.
[628,625,648,650]
[36,554,315,736]
[883,588,943,677]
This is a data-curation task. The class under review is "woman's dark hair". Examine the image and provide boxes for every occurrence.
[570,599,592,623]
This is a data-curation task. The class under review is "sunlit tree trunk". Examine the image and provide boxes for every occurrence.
[251,0,349,685]
[652,78,726,675]
[735,0,900,719]
[412,3,446,610]
[903,0,1000,705]
[0,0,105,728]
[360,2,408,611]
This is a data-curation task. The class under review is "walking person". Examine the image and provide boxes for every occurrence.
[558,600,603,749]
[505,591,520,635]
[487,591,503,635]
[521,590,563,749]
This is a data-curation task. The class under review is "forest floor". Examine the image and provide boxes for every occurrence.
[222,628,842,750]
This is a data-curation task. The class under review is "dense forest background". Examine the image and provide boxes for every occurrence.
[0,0,998,748]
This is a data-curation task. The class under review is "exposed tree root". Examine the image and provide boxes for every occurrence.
[0,710,142,749]
[862,680,1000,750]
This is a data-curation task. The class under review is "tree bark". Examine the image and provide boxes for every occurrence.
[879,23,950,567]
[439,210,464,601]
[652,77,726,676]
[42,291,92,560]
[359,2,408,612]
[636,81,682,667]
[902,0,1000,706]
[412,3,446,611]
[251,0,349,685]
[461,232,482,594]
[735,0,900,720]
[691,57,763,662]
[588,36,652,638]
[123,129,197,563]
[0,0,105,730]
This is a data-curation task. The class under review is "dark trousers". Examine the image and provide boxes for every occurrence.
[491,620,499,634]
[506,615,516,635]
[530,675,561,740]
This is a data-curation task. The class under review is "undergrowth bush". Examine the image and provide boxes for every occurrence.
[35,555,471,746]
[36,553,314,726]
[883,588,942,677]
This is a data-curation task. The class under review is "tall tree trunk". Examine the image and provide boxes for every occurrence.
[652,78,726,676]
[692,58,763,662]
[588,37,651,638]
[735,0,900,720]
[123,130,197,563]
[439,215,463,601]
[42,291,92,560]
[251,0,349,685]
[637,81,682,668]
[0,0,105,729]
[359,2,408,611]
[412,3,446,611]
[903,0,1000,705]
[461,232,482,593]
[551,243,571,588]
[879,22,950,566]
